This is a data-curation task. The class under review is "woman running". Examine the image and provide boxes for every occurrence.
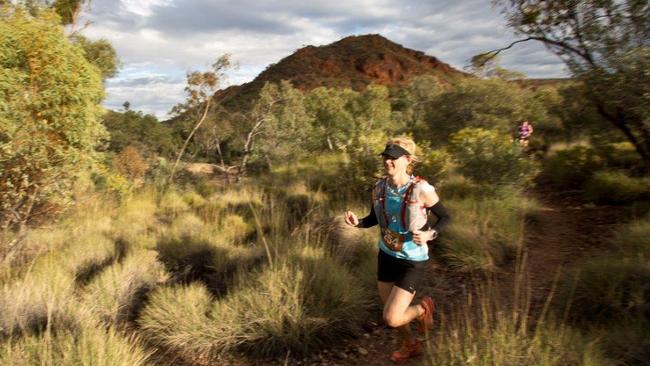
[344,137,450,363]
[518,120,534,147]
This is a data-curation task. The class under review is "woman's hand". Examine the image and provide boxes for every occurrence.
[412,229,436,245]
[344,211,359,227]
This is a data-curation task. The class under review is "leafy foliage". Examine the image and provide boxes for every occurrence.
[249,81,313,167]
[0,7,106,232]
[541,144,604,189]
[424,78,553,144]
[112,146,149,184]
[498,0,650,163]
[102,109,177,157]
[449,128,536,186]
[71,35,119,80]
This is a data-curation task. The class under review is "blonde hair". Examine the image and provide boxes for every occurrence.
[386,136,418,174]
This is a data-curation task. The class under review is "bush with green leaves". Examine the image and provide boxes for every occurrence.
[0,7,107,232]
[449,128,536,187]
[424,78,551,143]
[338,130,388,196]
[417,148,454,183]
[102,110,177,157]
[541,144,604,189]
[597,141,643,169]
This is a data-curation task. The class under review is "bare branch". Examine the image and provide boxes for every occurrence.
[474,36,595,68]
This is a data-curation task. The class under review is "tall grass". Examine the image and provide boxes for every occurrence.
[138,244,373,360]
[612,217,650,261]
[0,260,75,340]
[583,170,650,204]
[437,191,541,272]
[426,261,606,365]
[547,213,650,364]
[0,311,151,365]
[81,250,168,327]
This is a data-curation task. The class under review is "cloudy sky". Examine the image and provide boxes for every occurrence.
[80,0,568,120]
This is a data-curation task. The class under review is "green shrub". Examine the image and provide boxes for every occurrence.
[156,235,231,285]
[583,170,650,204]
[108,192,159,255]
[449,128,536,187]
[542,145,603,189]
[417,148,454,182]
[598,141,642,169]
[339,130,387,196]
[277,183,327,227]
[92,167,132,199]
[0,7,107,231]
[169,212,205,237]
[182,190,207,208]
[138,283,216,360]
[221,214,255,243]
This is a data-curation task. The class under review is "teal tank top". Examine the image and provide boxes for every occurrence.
[378,178,429,261]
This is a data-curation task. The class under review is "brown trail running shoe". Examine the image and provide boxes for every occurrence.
[390,339,422,363]
[417,296,435,335]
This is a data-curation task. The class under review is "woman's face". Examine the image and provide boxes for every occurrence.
[383,154,411,176]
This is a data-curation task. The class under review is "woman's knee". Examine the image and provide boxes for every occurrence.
[383,311,403,328]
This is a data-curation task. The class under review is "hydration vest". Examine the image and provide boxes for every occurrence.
[371,176,429,233]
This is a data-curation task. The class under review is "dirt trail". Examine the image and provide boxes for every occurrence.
[308,190,625,366]
[520,190,624,306]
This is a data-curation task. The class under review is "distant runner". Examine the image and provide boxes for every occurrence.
[344,137,450,364]
[518,120,534,147]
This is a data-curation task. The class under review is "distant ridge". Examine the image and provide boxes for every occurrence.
[216,34,469,109]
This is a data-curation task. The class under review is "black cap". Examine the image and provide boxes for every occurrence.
[380,143,410,159]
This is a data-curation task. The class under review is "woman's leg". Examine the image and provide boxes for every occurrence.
[378,282,415,343]
[383,285,423,328]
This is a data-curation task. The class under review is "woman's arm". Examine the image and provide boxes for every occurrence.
[417,186,451,236]
[344,203,378,228]
[356,204,378,228]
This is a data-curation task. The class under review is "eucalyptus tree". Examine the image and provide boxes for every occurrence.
[0,6,106,236]
[490,0,650,164]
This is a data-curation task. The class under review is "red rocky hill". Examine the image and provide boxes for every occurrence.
[217,34,469,109]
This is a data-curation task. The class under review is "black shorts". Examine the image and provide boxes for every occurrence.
[377,249,428,294]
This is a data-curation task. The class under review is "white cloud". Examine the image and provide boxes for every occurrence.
[120,0,173,17]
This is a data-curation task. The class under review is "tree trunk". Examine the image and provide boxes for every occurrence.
[238,116,267,180]
[168,98,212,187]
[594,100,650,168]
[215,137,226,170]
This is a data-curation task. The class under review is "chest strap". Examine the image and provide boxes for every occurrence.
[380,176,421,231]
